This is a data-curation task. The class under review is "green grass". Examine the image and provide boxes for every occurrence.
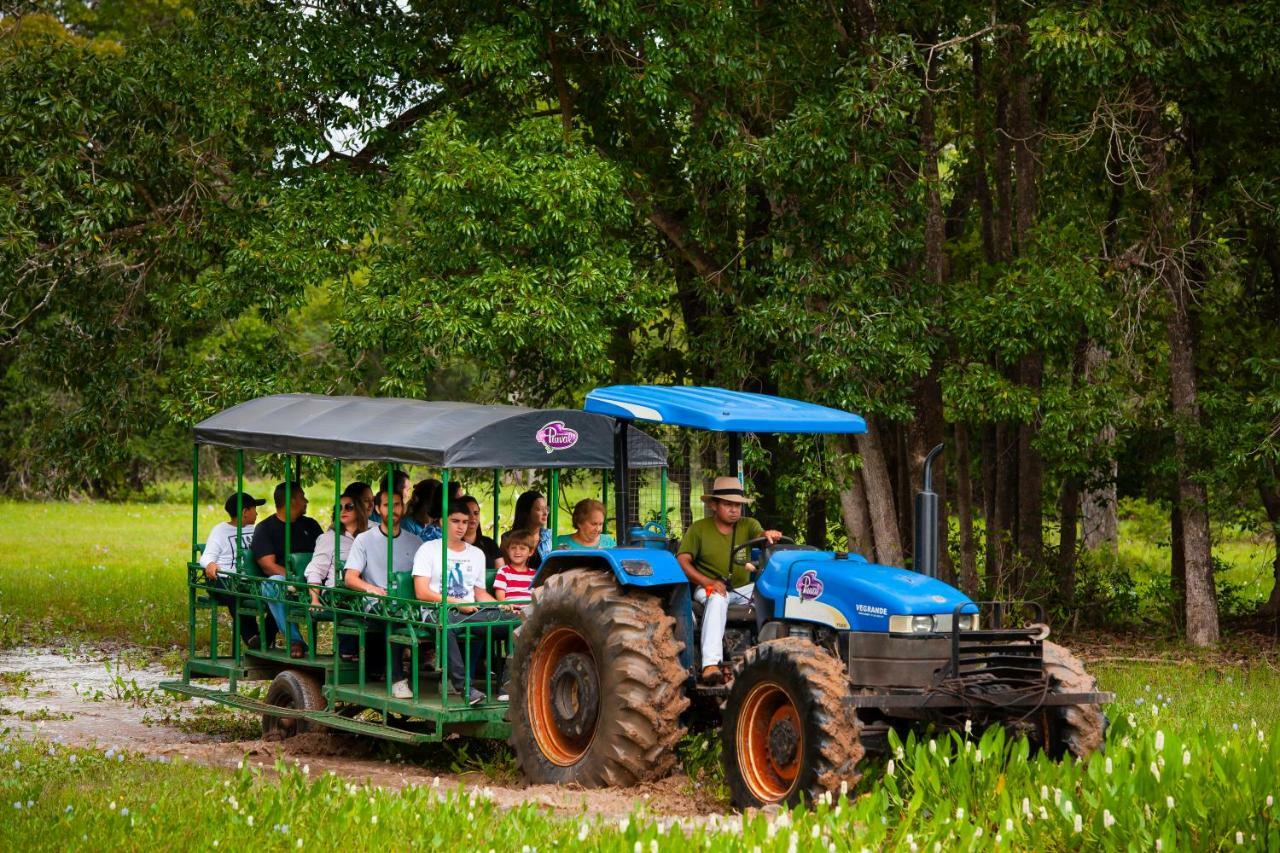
[3,702,1279,850]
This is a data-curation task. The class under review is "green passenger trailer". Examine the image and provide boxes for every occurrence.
[162,394,666,745]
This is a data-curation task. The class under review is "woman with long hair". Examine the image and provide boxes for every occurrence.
[506,489,551,568]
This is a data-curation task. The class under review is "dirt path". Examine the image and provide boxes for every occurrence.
[0,648,723,819]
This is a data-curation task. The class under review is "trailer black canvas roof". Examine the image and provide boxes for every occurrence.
[193,394,667,469]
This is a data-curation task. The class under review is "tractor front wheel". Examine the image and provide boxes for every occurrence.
[507,568,689,786]
[723,637,863,808]
[1043,640,1107,759]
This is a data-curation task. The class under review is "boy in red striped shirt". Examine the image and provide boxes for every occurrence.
[493,529,538,608]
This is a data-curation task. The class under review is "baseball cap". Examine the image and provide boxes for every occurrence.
[225,492,267,516]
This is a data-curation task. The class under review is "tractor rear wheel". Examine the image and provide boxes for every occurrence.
[507,568,688,786]
[1043,640,1107,759]
[722,637,863,808]
[262,669,325,739]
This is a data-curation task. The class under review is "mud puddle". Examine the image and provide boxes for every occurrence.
[0,648,723,818]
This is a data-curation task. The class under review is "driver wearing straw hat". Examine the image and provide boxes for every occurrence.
[677,476,783,685]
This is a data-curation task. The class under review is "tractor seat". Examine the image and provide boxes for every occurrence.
[691,593,756,624]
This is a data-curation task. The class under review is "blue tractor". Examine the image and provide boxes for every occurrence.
[506,386,1110,807]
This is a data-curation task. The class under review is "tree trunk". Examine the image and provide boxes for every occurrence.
[1016,352,1045,584]
[982,424,998,577]
[1058,477,1080,601]
[854,424,904,567]
[1170,499,1186,634]
[1258,481,1280,617]
[806,494,828,551]
[839,466,874,558]
[993,421,1017,590]
[955,422,979,596]
[1082,343,1119,552]
[908,370,952,583]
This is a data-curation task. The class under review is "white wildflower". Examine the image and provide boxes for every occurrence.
[1104,809,1115,828]
[1005,818,1013,832]
[1040,785,1049,801]
[109,801,116,811]
[619,817,629,833]
[296,840,303,849]
[1039,806,1049,821]
[1022,798,1031,817]
[886,760,895,777]
[370,815,377,825]
[1237,832,1244,845]
[633,842,642,853]
[1105,756,1113,774]
[975,749,982,763]
[247,815,254,827]
[578,824,589,842]
[1267,795,1274,808]
[1167,796,1175,809]
[1183,749,1192,766]
[1150,762,1161,782]
[956,807,964,820]
[1155,731,1164,752]
[1073,814,1082,833]
[965,718,972,734]
[929,739,937,754]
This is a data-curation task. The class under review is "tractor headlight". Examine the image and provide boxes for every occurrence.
[956,613,978,632]
[889,614,937,634]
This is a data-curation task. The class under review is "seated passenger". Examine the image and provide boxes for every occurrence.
[251,481,324,658]
[493,529,537,608]
[305,487,370,659]
[505,490,551,569]
[413,500,508,706]
[676,477,782,685]
[344,487,424,695]
[347,481,374,518]
[402,478,442,541]
[201,491,266,648]
[554,499,617,550]
[368,471,411,526]
[461,495,503,569]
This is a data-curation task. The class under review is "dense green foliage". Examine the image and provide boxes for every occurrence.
[2,1,1278,638]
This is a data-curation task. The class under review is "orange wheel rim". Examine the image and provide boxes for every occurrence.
[527,626,599,766]
[737,682,803,803]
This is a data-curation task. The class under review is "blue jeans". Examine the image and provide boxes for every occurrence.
[263,577,304,645]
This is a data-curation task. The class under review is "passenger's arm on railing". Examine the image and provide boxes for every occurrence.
[343,567,385,597]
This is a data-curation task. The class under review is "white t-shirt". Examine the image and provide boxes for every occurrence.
[412,541,487,603]
[200,522,254,574]
[345,526,423,591]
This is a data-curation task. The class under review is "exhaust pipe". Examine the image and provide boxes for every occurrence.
[914,443,944,578]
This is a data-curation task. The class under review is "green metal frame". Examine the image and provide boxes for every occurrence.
[165,450,522,745]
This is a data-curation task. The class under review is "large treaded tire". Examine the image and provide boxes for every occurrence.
[263,669,325,739]
[722,637,863,808]
[507,568,689,786]
[1043,640,1107,759]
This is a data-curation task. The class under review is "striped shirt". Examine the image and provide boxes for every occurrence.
[493,565,536,605]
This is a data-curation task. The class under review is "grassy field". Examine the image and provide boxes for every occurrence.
[2,497,1279,848]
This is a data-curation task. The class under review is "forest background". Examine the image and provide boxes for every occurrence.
[3,0,1279,648]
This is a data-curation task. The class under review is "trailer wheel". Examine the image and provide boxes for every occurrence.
[263,669,324,739]
[723,637,863,808]
[1042,640,1107,759]
[507,568,688,786]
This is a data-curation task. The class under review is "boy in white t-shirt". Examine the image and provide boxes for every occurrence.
[201,492,266,647]
[413,500,508,706]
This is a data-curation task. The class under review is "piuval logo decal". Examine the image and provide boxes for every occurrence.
[536,421,579,453]
[795,570,824,601]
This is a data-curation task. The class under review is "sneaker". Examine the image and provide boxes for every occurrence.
[391,679,413,700]
[466,688,486,706]
[496,692,509,702]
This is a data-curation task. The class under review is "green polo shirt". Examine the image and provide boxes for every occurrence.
[677,516,764,590]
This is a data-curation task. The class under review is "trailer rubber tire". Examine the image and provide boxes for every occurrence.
[722,637,863,808]
[1043,640,1107,759]
[263,669,325,739]
[507,568,688,787]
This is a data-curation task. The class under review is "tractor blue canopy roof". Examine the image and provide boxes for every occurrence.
[584,385,867,434]
[193,394,667,469]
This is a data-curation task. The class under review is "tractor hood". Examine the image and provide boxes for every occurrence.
[756,550,976,633]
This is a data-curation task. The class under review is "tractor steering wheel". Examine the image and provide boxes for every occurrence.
[730,535,795,582]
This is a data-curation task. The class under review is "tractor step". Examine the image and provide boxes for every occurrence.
[160,680,301,717]
[303,712,436,744]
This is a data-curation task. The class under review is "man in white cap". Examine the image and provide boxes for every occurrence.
[677,476,783,685]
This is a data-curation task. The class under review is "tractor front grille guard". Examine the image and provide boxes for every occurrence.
[936,600,1046,691]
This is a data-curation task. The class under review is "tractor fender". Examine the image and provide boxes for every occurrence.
[535,547,687,590]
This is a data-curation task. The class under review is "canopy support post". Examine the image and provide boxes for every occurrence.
[660,467,668,531]
[333,459,342,568]
[601,471,609,536]
[550,469,560,545]
[728,432,743,483]
[613,421,630,544]
[284,457,292,571]
[190,444,199,563]
[492,469,500,540]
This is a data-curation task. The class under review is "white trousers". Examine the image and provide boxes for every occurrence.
[693,583,754,668]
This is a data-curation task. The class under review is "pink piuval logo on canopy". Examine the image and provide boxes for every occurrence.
[536,421,579,453]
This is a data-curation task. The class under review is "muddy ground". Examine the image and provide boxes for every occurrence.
[0,648,723,819]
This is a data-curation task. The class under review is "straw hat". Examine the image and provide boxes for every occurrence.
[700,476,754,505]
